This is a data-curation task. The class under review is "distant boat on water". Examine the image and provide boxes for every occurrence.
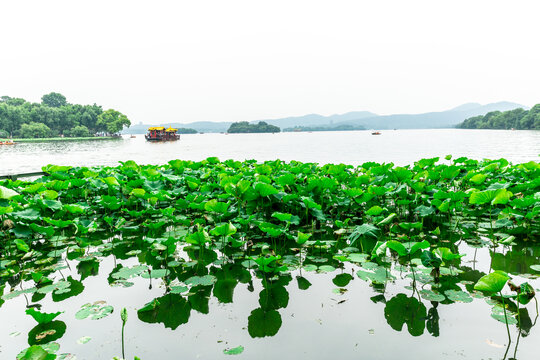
[371,131,382,135]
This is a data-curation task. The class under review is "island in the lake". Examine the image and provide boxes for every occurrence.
[227,121,280,133]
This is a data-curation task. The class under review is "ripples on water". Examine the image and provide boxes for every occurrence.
[0,129,538,174]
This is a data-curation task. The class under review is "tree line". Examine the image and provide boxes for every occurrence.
[0,92,131,138]
[457,105,540,130]
[227,121,280,133]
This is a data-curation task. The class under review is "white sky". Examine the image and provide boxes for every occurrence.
[1,0,539,124]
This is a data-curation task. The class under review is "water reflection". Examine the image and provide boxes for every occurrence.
[1,218,539,358]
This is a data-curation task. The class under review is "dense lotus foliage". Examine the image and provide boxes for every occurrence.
[0,156,539,359]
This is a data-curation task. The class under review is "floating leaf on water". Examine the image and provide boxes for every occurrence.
[141,269,170,279]
[490,312,518,325]
[444,290,473,303]
[167,260,183,267]
[170,285,189,294]
[357,267,395,284]
[419,289,445,302]
[41,342,60,353]
[185,275,218,287]
[346,253,368,263]
[223,345,244,355]
[2,288,38,301]
[318,265,336,273]
[77,336,91,344]
[302,264,318,272]
[110,280,134,288]
[75,303,114,320]
[111,265,148,280]
[57,353,77,360]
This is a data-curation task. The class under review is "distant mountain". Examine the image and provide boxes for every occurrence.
[121,102,527,134]
[254,111,378,129]
[333,102,528,130]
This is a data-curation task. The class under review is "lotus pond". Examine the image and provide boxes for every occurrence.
[0,156,539,359]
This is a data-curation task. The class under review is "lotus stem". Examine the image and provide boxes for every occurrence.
[499,291,512,346]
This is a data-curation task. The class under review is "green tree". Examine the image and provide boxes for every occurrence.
[0,96,26,106]
[19,122,52,138]
[0,104,27,137]
[520,104,540,129]
[96,109,131,134]
[68,125,90,137]
[41,92,67,108]
[457,106,538,130]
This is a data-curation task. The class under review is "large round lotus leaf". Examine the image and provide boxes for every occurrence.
[474,271,509,293]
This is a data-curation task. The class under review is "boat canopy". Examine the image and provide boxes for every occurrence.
[165,127,178,132]
[148,127,165,131]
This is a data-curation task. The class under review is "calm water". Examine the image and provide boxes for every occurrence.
[1,129,539,174]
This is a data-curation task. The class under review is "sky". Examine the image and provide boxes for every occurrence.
[1,0,539,125]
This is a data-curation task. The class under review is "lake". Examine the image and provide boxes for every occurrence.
[1,129,539,175]
[0,129,539,360]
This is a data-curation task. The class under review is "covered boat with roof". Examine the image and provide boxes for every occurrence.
[145,127,180,141]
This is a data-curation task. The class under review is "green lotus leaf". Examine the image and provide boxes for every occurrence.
[474,271,510,293]
[0,185,19,200]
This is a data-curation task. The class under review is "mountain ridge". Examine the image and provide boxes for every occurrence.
[122,101,528,134]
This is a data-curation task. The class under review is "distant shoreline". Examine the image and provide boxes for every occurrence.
[0,136,120,143]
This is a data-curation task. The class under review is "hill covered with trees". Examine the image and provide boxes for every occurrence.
[457,105,539,130]
[0,92,131,138]
[227,121,280,133]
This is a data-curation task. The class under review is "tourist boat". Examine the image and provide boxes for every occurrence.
[145,127,180,141]
[371,131,382,135]
[0,140,15,145]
